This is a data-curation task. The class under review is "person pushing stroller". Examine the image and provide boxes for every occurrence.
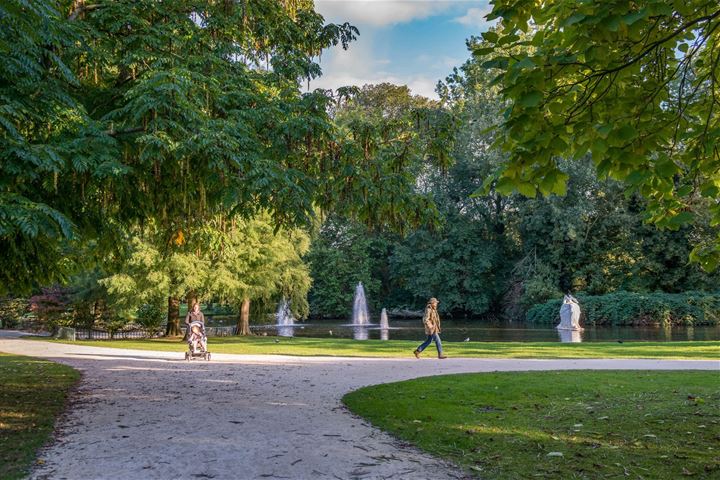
[185,302,209,360]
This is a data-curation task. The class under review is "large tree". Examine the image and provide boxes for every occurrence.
[479,0,720,270]
[0,0,357,293]
[203,214,311,335]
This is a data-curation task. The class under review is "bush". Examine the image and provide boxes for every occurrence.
[526,291,720,326]
[0,297,29,329]
[135,303,165,330]
[29,286,74,332]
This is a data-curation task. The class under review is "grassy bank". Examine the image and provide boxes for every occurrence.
[0,353,80,480]
[344,371,720,479]
[28,336,720,359]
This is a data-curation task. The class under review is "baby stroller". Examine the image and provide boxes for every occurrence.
[185,320,211,361]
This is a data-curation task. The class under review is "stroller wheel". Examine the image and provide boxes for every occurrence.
[206,353,211,361]
[185,351,189,361]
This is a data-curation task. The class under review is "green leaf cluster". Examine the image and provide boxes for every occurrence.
[482,0,720,269]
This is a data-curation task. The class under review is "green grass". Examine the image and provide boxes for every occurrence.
[343,371,720,479]
[0,353,80,480]
[28,336,720,359]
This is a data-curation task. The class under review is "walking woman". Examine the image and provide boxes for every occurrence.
[413,297,447,359]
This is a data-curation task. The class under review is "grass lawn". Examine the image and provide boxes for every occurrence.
[343,371,720,479]
[29,336,720,359]
[0,353,80,480]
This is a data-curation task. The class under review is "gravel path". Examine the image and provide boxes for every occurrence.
[1,333,717,480]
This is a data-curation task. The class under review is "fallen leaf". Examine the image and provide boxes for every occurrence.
[547,452,564,457]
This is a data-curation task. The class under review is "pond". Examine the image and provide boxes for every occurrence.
[205,316,720,343]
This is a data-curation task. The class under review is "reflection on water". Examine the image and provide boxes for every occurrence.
[557,329,582,343]
[353,325,369,340]
[277,325,294,337]
[205,316,720,342]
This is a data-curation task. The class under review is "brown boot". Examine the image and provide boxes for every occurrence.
[438,354,447,359]
[413,349,420,359]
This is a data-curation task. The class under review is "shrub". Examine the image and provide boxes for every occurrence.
[0,297,30,329]
[526,291,720,326]
[135,303,165,330]
[28,286,74,332]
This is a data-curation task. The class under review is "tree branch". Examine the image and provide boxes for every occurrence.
[68,3,103,21]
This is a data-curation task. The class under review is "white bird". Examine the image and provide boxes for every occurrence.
[328,330,333,336]
[463,337,470,342]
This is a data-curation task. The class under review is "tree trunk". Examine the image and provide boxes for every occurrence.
[186,291,198,310]
[182,291,198,341]
[236,298,251,335]
[166,296,181,336]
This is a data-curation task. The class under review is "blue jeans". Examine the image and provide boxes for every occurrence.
[417,333,443,355]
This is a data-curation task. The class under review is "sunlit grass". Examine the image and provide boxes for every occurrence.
[0,353,80,480]
[343,371,720,479]
[29,335,720,359]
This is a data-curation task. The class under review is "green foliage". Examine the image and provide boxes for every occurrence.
[307,217,385,317]
[344,371,720,479]
[204,213,312,319]
[527,291,720,326]
[0,1,120,292]
[482,0,720,269]
[135,303,165,330]
[0,297,29,329]
[307,68,719,319]
[327,83,455,230]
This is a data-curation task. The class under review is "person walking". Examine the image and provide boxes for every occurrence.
[413,297,447,359]
[185,302,205,328]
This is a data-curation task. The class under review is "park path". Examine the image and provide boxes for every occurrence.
[1,333,717,480]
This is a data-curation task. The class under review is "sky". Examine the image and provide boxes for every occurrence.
[310,0,496,99]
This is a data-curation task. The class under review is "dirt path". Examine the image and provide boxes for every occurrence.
[1,334,717,480]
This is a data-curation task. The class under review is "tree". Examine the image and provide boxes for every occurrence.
[307,217,387,317]
[0,0,358,294]
[479,1,720,270]
[326,83,455,230]
[202,214,311,335]
[100,234,210,336]
[0,1,121,293]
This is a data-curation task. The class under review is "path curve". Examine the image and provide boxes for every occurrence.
[1,334,717,480]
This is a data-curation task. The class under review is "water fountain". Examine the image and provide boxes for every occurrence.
[352,282,370,326]
[379,308,389,340]
[380,308,389,329]
[352,282,370,340]
[276,299,295,337]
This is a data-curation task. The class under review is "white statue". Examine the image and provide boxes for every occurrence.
[556,294,583,331]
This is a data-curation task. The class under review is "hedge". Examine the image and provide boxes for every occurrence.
[526,291,720,326]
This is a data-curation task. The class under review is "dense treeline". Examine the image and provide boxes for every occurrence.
[0,2,453,333]
[2,2,718,330]
[306,47,720,320]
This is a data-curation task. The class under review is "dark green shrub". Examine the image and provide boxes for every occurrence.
[526,291,720,326]
[135,303,165,330]
[0,297,29,329]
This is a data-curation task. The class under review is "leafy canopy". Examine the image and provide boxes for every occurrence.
[480,0,720,270]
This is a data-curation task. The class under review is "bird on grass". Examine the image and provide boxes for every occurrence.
[463,337,470,342]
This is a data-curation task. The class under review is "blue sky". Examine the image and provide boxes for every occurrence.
[310,1,496,98]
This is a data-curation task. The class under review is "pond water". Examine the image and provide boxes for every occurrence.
[205,316,720,342]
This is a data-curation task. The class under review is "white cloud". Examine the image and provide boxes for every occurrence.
[315,0,460,27]
[453,6,493,29]
[309,27,441,98]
